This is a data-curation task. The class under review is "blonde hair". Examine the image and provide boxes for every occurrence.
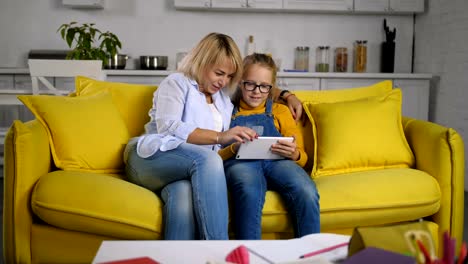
[178,32,243,91]
[232,53,278,105]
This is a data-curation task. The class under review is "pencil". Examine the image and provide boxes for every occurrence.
[299,242,349,259]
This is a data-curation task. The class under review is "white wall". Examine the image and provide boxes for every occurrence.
[0,0,415,72]
[414,0,468,190]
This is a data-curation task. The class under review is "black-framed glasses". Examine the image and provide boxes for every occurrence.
[242,81,272,93]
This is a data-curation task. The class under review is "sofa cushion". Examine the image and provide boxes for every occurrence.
[74,76,157,137]
[18,92,130,173]
[303,89,414,178]
[261,168,440,233]
[31,171,163,240]
[294,80,393,172]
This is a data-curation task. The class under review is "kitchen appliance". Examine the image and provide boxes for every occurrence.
[140,56,168,70]
[104,54,129,70]
[28,50,70,60]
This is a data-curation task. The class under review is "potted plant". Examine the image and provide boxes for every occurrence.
[57,22,126,68]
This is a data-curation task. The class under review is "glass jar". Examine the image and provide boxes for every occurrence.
[354,40,367,73]
[294,46,309,71]
[316,46,330,72]
[334,47,348,72]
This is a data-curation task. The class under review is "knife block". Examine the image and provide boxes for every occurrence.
[380,41,395,73]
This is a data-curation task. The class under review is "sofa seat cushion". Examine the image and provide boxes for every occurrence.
[31,171,163,240]
[261,168,440,232]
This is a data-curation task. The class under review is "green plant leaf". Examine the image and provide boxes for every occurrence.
[57,21,121,62]
[65,28,76,47]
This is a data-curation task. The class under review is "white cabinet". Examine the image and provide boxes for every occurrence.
[354,0,424,13]
[174,0,212,8]
[320,78,381,90]
[106,76,167,86]
[175,0,282,9]
[0,76,14,90]
[242,0,283,9]
[389,0,424,13]
[278,77,320,91]
[211,0,282,10]
[176,0,424,13]
[284,0,353,12]
[319,77,429,120]
[394,79,429,121]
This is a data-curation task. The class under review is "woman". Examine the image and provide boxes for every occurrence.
[125,32,257,240]
[221,53,320,239]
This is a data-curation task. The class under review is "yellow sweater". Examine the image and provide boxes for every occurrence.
[219,100,307,167]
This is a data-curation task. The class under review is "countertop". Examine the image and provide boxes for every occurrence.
[0,68,433,79]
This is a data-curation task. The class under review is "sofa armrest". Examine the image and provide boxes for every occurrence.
[4,120,52,264]
[402,117,465,249]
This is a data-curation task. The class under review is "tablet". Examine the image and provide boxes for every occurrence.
[236,136,294,160]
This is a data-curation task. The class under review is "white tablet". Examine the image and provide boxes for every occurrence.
[236,136,294,160]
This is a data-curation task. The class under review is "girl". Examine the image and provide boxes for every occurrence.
[220,53,320,239]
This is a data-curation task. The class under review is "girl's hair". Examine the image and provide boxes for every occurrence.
[232,53,278,105]
[178,32,243,91]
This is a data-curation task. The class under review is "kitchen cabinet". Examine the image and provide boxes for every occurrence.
[174,0,212,8]
[175,0,282,9]
[211,0,282,9]
[320,77,429,120]
[283,0,353,12]
[175,0,424,13]
[0,76,14,90]
[394,79,429,121]
[354,0,424,13]
[278,76,320,91]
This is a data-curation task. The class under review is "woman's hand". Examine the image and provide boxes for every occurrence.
[219,126,258,145]
[270,137,300,161]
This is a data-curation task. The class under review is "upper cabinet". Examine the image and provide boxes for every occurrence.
[174,0,283,10]
[212,0,282,9]
[354,0,424,13]
[174,0,211,8]
[284,0,353,12]
[174,0,425,13]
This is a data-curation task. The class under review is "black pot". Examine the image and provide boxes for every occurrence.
[104,54,129,69]
[140,56,168,70]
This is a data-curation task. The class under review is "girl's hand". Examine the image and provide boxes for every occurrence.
[271,137,300,161]
[219,126,258,145]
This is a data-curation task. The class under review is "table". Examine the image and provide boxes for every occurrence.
[92,233,350,264]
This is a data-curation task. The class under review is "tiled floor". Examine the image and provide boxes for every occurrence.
[0,175,465,263]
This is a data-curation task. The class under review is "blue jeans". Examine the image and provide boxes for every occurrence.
[126,142,229,240]
[225,159,320,239]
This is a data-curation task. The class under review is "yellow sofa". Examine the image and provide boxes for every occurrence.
[3,77,465,263]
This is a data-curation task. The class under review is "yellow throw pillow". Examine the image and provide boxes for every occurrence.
[75,76,157,137]
[294,80,393,173]
[294,80,393,103]
[18,92,130,173]
[303,89,414,178]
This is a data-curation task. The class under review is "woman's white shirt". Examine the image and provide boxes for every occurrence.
[130,72,233,159]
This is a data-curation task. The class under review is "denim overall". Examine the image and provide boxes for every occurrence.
[230,99,282,138]
[224,99,321,239]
